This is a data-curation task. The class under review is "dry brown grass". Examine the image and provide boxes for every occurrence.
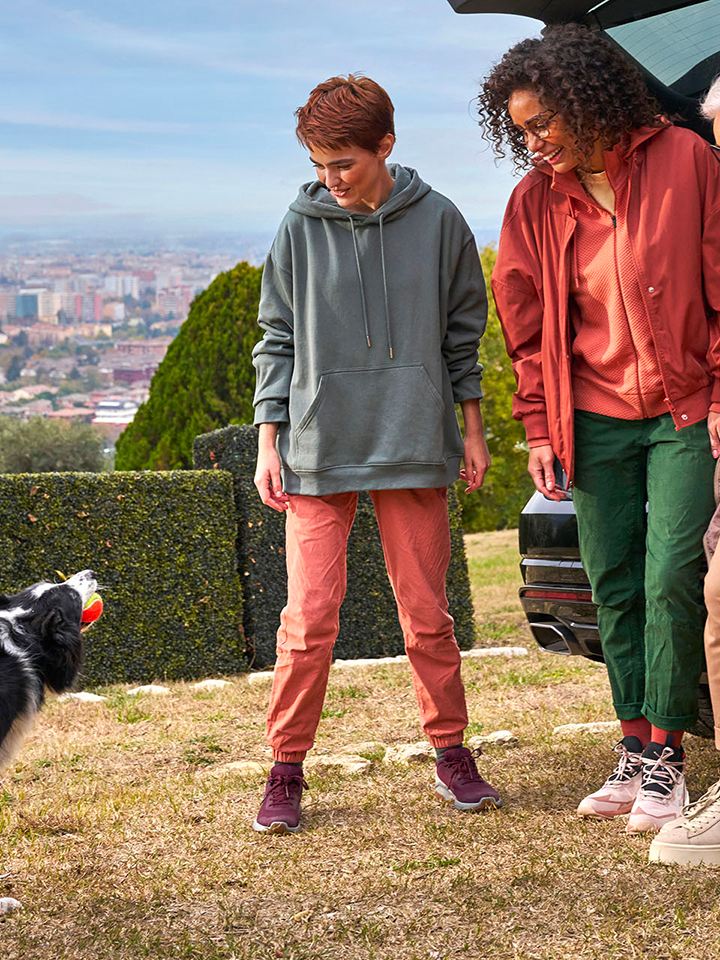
[2,530,720,960]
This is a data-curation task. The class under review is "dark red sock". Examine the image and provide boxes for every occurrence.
[620,717,651,745]
[650,726,683,748]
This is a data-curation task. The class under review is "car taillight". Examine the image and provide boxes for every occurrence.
[522,588,591,602]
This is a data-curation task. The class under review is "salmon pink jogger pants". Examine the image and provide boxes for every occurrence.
[266,488,469,762]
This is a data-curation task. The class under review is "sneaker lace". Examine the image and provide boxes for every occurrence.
[443,747,483,785]
[264,774,307,808]
[639,746,684,799]
[605,741,642,785]
[682,778,720,821]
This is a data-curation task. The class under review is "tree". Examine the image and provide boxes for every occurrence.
[6,354,24,382]
[115,262,262,469]
[0,416,106,472]
[456,247,535,531]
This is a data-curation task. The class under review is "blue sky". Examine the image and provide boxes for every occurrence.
[0,1,542,237]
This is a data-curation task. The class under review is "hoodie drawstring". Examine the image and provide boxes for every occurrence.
[349,215,394,359]
[349,218,372,349]
[378,215,394,359]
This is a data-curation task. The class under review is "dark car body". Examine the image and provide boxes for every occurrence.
[449,0,719,736]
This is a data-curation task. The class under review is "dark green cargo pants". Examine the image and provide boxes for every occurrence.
[573,410,715,730]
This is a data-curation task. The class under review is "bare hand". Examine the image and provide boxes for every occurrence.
[709,411,720,459]
[460,433,491,493]
[528,444,565,501]
[254,444,290,512]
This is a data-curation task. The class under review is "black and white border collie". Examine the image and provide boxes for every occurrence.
[0,569,96,774]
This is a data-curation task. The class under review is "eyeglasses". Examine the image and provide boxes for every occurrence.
[518,110,559,143]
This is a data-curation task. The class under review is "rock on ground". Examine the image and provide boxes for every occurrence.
[0,898,22,916]
[58,691,107,703]
[383,742,434,765]
[192,679,233,691]
[462,647,528,659]
[127,684,171,697]
[467,730,519,749]
[247,672,274,685]
[304,754,373,775]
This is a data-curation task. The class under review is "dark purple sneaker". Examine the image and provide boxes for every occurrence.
[252,763,308,834]
[435,746,502,811]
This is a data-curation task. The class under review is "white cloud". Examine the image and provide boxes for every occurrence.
[0,193,112,220]
[0,109,196,135]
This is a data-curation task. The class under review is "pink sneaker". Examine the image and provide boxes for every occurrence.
[626,742,688,835]
[252,763,307,834]
[576,737,643,819]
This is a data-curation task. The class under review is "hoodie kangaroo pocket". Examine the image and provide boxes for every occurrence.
[289,364,448,473]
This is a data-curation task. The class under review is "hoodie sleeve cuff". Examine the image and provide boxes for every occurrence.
[253,400,289,425]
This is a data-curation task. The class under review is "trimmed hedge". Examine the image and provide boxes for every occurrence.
[194,425,476,667]
[0,472,245,685]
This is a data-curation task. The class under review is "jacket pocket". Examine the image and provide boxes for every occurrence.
[289,364,448,473]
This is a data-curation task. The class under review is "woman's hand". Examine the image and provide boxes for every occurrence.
[254,424,290,512]
[460,433,491,493]
[459,399,490,493]
[528,444,566,501]
[709,411,720,459]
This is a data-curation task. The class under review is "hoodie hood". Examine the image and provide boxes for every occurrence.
[289,163,431,225]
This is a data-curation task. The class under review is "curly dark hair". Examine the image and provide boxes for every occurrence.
[476,23,663,171]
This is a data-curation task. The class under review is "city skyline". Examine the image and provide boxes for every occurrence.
[1,1,541,239]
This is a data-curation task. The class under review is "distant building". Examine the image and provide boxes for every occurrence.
[81,293,103,323]
[156,286,193,318]
[110,338,171,358]
[25,320,112,348]
[92,397,139,443]
[16,290,41,319]
[103,274,140,299]
[112,364,158,386]
[47,407,94,423]
[102,301,126,323]
[0,291,17,320]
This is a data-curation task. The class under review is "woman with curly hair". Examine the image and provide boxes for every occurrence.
[478,24,720,834]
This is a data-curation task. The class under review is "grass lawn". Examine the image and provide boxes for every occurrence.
[2,530,720,959]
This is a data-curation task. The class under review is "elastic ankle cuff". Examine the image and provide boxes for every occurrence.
[429,732,466,749]
[273,751,307,763]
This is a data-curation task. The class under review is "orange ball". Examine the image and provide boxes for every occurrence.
[81,592,103,624]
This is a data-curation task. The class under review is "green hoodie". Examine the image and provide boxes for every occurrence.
[252,163,487,495]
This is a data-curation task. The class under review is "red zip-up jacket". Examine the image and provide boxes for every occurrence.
[492,123,720,483]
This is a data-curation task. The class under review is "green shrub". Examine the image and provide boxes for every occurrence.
[457,246,534,532]
[194,425,475,668]
[0,416,106,472]
[115,261,262,470]
[0,471,245,685]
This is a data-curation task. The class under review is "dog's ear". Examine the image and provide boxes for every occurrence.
[39,609,84,694]
[0,594,12,610]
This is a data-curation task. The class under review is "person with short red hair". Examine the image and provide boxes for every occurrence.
[250,74,497,834]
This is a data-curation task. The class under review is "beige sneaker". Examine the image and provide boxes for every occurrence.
[626,742,688,835]
[649,779,720,865]
[576,737,643,819]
